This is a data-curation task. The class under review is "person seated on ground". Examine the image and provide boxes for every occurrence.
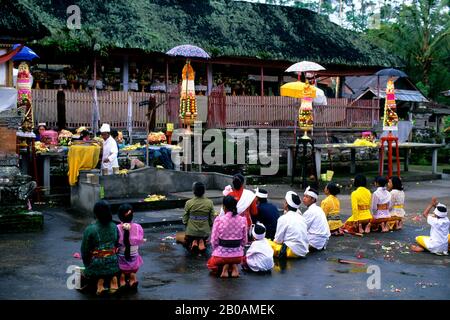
[344,174,373,234]
[267,191,309,259]
[117,204,145,290]
[182,182,215,254]
[81,200,120,295]
[387,176,405,231]
[207,196,247,278]
[301,186,331,251]
[253,188,279,240]
[411,198,449,256]
[371,176,391,233]
[241,222,274,273]
[321,182,344,236]
[222,173,257,237]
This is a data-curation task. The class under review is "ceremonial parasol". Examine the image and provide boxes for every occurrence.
[166,44,210,129]
[166,44,210,59]
[12,44,39,61]
[286,61,325,74]
[280,81,316,99]
[375,68,407,78]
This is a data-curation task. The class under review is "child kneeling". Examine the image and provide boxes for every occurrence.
[242,223,274,273]
[117,204,145,289]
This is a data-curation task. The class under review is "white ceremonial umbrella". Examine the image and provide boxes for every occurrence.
[286,61,325,73]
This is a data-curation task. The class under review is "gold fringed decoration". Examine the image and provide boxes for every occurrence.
[382,79,399,131]
[179,60,197,126]
[16,62,33,132]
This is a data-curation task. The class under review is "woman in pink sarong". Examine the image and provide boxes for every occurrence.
[207,196,248,278]
[117,204,145,289]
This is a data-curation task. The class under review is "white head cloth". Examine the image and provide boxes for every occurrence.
[434,203,448,218]
[255,188,268,199]
[304,186,318,200]
[252,222,266,240]
[285,191,300,209]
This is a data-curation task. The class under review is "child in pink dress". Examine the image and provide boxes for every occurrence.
[117,204,145,289]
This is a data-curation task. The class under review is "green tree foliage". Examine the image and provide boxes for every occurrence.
[366,0,450,103]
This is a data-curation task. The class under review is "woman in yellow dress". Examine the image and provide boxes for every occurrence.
[344,174,373,234]
[321,183,344,236]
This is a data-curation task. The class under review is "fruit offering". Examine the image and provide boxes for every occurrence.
[147,131,167,145]
[144,194,167,202]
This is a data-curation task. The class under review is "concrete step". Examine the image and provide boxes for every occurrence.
[105,189,225,213]
[106,195,187,213]
[169,189,224,205]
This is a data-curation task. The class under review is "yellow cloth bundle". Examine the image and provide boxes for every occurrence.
[67,145,101,186]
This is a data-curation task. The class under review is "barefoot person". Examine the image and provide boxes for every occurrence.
[411,198,449,256]
[321,183,344,236]
[387,176,405,230]
[81,200,120,295]
[371,176,391,233]
[267,192,309,258]
[207,196,247,278]
[344,174,373,234]
[182,182,215,254]
[117,204,145,289]
[302,186,331,251]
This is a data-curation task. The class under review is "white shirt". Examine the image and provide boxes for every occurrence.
[425,215,449,254]
[301,203,331,250]
[246,239,274,272]
[274,210,309,257]
[101,136,119,174]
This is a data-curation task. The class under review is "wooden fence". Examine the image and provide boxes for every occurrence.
[32,89,379,130]
[32,90,168,130]
[224,96,379,128]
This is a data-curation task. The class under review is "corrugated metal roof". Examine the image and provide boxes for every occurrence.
[357,88,429,102]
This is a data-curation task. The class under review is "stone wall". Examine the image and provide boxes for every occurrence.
[71,167,233,213]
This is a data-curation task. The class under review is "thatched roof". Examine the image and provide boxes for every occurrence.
[0,1,50,42]
[8,0,399,67]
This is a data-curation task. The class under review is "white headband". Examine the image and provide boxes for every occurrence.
[285,191,300,209]
[304,186,318,200]
[434,203,448,218]
[252,222,266,240]
[254,188,268,199]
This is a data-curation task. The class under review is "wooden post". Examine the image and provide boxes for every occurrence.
[335,76,340,98]
[165,59,170,118]
[260,66,264,97]
[122,54,129,92]
[207,63,213,96]
[57,89,66,130]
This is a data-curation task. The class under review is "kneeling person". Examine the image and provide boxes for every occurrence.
[302,186,331,251]
[412,198,449,256]
[242,222,274,272]
[268,191,309,258]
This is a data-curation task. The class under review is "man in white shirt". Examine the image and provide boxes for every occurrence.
[100,123,119,175]
[412,198,449,255]
[301,186,331,251]
[268,191,309,258]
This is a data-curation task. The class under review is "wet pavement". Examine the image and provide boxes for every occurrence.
[0,180,449,300]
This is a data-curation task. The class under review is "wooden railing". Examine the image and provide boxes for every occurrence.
[32,90,168,130]
[224,96,379,129]
[32,90,378,130]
